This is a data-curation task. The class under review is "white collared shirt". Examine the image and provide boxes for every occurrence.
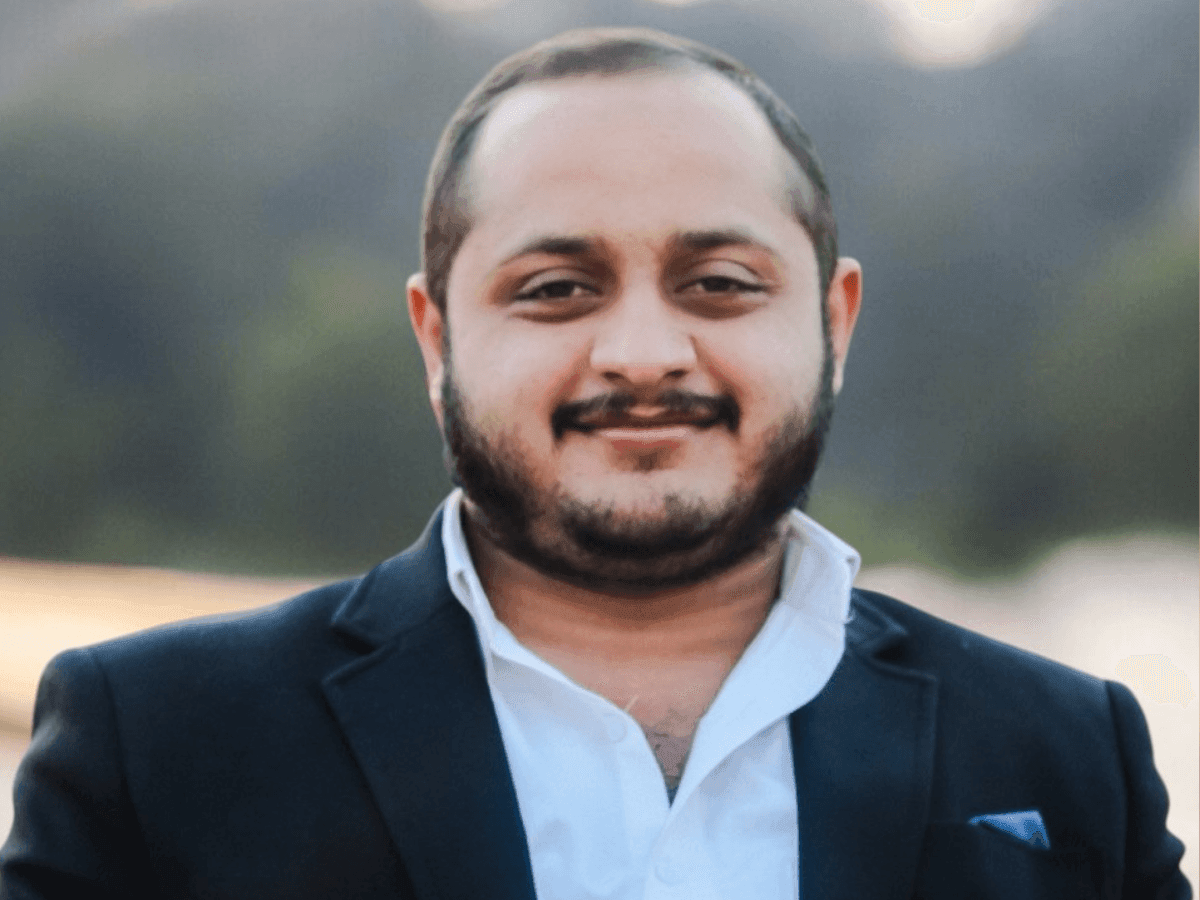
[441,489,860,900]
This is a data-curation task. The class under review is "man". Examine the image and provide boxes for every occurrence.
[1,27,1189,900]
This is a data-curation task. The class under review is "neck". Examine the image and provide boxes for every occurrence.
[461,500,788,667]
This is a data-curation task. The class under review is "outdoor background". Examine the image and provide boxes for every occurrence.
[0,0,1196,884]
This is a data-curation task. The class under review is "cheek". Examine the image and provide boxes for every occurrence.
[451,323,587,431]
[700,316,825,413]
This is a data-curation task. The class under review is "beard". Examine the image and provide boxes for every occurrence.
[441,344,836,595]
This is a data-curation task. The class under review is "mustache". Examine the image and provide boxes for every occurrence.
[551,389,740,440]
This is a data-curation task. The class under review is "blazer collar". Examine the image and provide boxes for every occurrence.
[322,505,538,900]
[327,502,455,649]
[789,588,939,900]
[323,509,937,900]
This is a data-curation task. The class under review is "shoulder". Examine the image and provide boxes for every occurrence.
[43,507,455,710]
[36,577,365,719]
[851,586,1108,692]
[847,587,1118,738]
[88,577,358,668]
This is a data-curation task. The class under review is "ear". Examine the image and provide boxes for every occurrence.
[825,257,862,395]
[406,272,447,430]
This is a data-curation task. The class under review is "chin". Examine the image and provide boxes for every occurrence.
[564,451,738,491]
[560,471,732,511]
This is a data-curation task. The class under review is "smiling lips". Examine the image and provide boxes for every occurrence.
[572,409,721,450]
[573,408,722,432]
[552,390,739,440]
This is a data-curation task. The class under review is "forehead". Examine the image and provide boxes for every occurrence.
[463,69,800,237]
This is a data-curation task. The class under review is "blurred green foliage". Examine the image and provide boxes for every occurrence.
[812,208,1199,574]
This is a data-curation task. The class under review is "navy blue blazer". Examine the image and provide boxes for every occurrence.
[1,508,1190,899]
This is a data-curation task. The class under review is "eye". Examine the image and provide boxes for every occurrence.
[514,279,597,301]
[682,275,767,295]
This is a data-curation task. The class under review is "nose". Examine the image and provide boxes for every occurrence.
[588,284,697,391]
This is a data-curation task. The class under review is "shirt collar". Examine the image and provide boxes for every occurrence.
[777,505,861,623]
[441,487,860,652]
[442,488,862,811]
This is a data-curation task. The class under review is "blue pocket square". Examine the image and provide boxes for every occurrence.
[968,809,1051,849]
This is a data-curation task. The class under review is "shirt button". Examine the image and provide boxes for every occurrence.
[606,716,627,742]
[655,857,683,885]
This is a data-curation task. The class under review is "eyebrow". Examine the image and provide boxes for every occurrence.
[498,228,778,267]
[499,235,602,266]
[669,228,776,256]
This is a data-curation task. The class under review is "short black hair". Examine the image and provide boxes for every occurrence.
[420,27,838,314]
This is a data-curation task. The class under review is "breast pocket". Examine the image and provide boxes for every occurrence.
[913,822,1114,900]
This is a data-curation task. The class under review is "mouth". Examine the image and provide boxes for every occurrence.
[572,410,723,433]
[588,424,700,454]
[551,391,740,440]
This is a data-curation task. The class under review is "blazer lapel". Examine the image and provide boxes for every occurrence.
[790,589,938,900]
[321,509,538,900]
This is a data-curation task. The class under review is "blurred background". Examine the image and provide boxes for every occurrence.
[0,0,1196,880]
[0,0,1195,576]
[1,0,1196,575]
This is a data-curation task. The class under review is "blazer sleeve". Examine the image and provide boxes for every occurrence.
[0,648,154,900]
[1105,679,1192,900]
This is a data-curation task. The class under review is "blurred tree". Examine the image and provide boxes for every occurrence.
[944,209,1198,570]
[217,242,449,573]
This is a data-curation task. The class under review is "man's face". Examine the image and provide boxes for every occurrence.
[409,69,861,593]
